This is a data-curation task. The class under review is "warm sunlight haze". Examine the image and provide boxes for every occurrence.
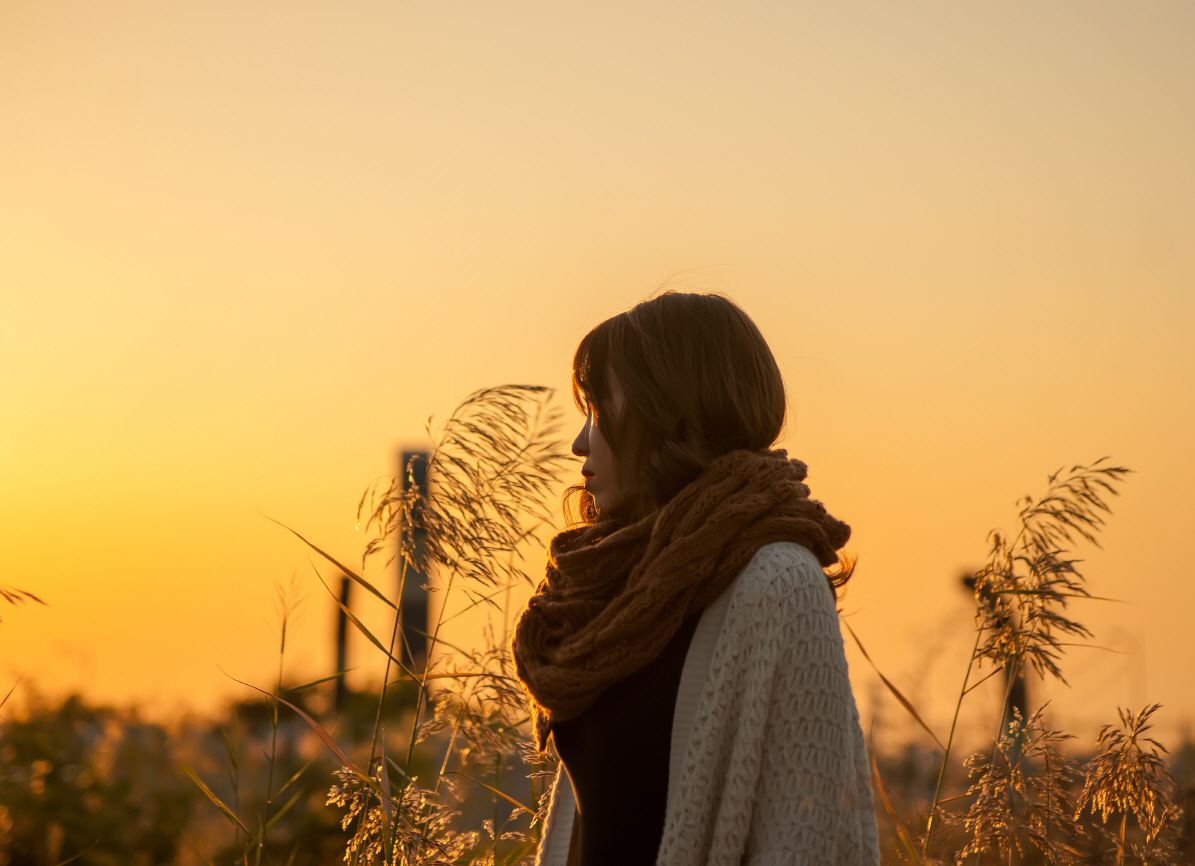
[2,0,1193,766]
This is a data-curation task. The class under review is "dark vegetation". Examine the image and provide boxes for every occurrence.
[2,386,1190,865]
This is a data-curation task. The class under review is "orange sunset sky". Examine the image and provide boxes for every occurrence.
[2,1,1193,756]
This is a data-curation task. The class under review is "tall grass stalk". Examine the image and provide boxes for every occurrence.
[303,384,571,863]
[1073,703,1184,865]
[1,585,44,712]
[952,702,1083,865]
[921,457,1132,859]
[253,576,304,866]
[266,388,1186,866]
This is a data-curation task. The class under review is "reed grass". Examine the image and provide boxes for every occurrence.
[6,386,1188,865]
[951,703,1083,864]
[0,583,46,716]
[0,585,45,612]
[271,384,571,865]
[1074,704,1185,865]
[261,389,1187,865]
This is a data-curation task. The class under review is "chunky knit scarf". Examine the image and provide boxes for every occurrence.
[510,446,852,753]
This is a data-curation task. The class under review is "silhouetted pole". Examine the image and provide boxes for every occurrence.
[335,574,351,712]
[399,449,430,673]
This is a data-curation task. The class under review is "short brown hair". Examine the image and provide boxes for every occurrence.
[565,289,789,525]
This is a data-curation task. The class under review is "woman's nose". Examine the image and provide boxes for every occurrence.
[572,424,588,457]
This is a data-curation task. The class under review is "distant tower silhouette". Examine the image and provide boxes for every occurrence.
[334,574,351,712]
[398,449,431,672]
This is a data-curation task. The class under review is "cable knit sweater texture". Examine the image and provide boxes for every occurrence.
[533,540,880,866]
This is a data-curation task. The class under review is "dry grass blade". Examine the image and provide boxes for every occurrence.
[307,561,424,685]
[0,675,21,711]
[442,769,536,817]
[843,617,945,750]
[265,787,306,831]
[265,516,397,612]
[274,755,319,800]
[0,584,47,624]
[870,750,922,864]
[218,667,367,783]
[0,585,47,606]
[180,762,256,839]
[282,670,354,694]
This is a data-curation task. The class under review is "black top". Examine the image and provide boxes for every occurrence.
[551,609,704,866]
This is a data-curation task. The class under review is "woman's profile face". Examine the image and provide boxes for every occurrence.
[571,366,625,515]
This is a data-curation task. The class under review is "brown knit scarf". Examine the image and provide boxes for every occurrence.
[510,446,851,753]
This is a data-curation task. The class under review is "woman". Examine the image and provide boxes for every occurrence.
[510,290,880,866]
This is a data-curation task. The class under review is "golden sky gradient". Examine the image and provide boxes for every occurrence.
[2,1,1192,754]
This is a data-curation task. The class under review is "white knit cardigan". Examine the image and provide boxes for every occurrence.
[532,540,881,866]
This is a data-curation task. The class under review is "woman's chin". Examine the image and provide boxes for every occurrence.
[594,496,629,521]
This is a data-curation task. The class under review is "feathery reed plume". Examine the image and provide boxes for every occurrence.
[407,620,549,861]
[356,384,573,600]
[411,625,530,770]
[326,385,571,863]
[972,457,1130,693]
[0,584,46,621]
[0,585,40,712]
[326,764,478,866]
[923,457,1132,855]
[952,703,1083,865]
[518,737,561,833]
[1073,703,1184,865]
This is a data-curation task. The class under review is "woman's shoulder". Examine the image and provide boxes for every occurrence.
[747,539,823,572]
[733,540,833,604]
[709,540,841,649]
[687,540,839,671]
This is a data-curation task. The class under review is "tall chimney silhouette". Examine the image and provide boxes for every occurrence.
[334,574,351,712]
[398,449,431,672]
